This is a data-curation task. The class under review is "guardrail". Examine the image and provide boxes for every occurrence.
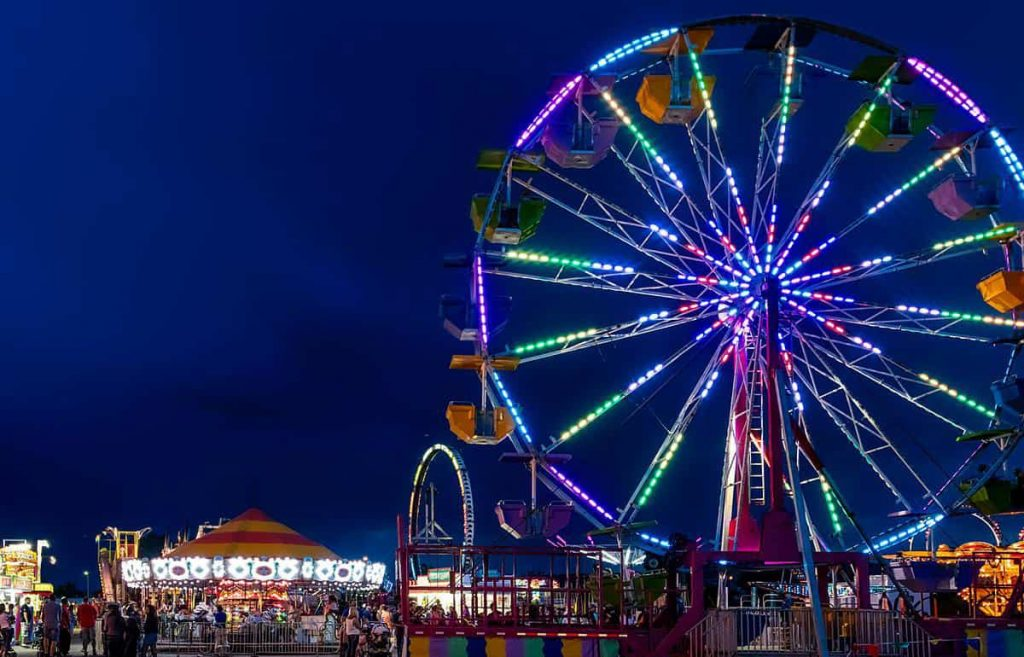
[684,608,931,657]
[156,619,393,655]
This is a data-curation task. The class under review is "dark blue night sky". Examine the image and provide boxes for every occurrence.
[4,0,1024,590]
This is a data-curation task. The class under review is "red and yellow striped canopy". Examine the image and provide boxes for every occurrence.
[166,508,339,560]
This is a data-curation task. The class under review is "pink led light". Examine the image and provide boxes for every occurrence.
[474,255,489,348]
[906,57,987,124]
[546,464,615,522]
[515,75,583,148]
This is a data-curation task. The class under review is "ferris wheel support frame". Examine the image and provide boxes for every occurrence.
[461,14,1024,569]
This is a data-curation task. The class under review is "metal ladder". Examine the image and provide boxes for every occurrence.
[746,341,767,507]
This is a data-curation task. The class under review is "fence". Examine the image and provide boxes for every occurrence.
[156,619,393,655]
[684,608,931,657]
[401,544,656,633]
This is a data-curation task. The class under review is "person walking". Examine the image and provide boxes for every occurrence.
[59,598,73,657]
[102,606,124,657]
[123,607,140,657]
[343,608,360,657]
[41,595,61,657]
[140,606,158,657]
[78,599,98,656]
[0,604,13,657]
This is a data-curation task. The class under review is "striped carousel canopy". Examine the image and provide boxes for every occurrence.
[166,508,339,560]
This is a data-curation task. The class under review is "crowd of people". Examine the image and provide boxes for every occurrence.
[323,597,396,657]
[0,594,401,657]
[0,596,161,657]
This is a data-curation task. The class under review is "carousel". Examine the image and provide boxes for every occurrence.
[119,508,386,617]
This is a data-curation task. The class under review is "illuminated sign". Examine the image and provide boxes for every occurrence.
[0,545,38,582]
[121,557,386,588]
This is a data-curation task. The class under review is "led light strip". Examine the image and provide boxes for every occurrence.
[861,513,944,554]
[782,265,855,286]
[865,147,961,216]
[474,255,490,348]
[546,464,616,523]
[992,129,1024,194]
[785,299,882,353]
[589,29,676,72]
[684,244,752,282]
[556,362,669,443]
[771,184,829,274]
[492,372,533,444]
[782,236,837,277]
[776,44,796,166]
[636,323,745,508]
[903,57,1022,194]
[494,372,652,536]
[515,75,582,149]
[511,328,601,355]
[505,249,636,273]
[773,77,893,273]
[783,290,856,304]
[932,225,1017,251]
[782,256,892,286]
[601,92,685,193]
[601,90,744,263]
[686,42,757,268]
[906,58,987,123]
[678,274,748,289]
[820,479,842,536]
[895,304,1024,329]
[787,291,1024,332]
[551,307,736,442]
[847,78,894,148]
[917,372,997,420]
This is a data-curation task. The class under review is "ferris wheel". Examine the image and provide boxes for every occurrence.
[442,15,1024,558]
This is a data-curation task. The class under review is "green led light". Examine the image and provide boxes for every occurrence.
[558,392,626,442]
[511,328,600,355]
[505,249,635,274]
[918,372,997,419]
[820,479,843,536]
[636,433,684,507]
[686,47,718,130]
[847,77,893,147]
[894,303,1024,328]
[931,225,1018,251]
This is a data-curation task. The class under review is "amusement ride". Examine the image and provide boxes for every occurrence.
[415,13,1024,656]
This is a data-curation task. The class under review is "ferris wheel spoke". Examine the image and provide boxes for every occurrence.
[781,226,1002,290]
[751,29,798,259]
[487,264,720,300]
[545,309,743,453]
[781,292,1005,344]
[771,71,897,271]
[608,140,720,255]
[795,237,997,290]
[790,329,944,511]
[494,246,730,295]
[786,134,982,273]
[793,318,982,431]
[503,300,728,363]
[681,33,759,272]
[513,164,711,276]
[488,371,651,533]
[620,317,748,522]
[597,88,729,259]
